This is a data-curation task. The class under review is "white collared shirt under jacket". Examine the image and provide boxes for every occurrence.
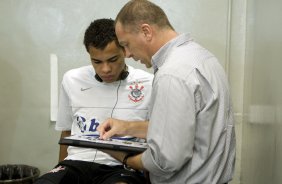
[142,34,236,184]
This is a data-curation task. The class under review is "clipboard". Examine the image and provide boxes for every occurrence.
[59,134,148,153]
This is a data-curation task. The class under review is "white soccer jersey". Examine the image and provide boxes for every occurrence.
[55,65,153,165]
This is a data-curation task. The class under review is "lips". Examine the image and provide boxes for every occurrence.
[101,75,114,81]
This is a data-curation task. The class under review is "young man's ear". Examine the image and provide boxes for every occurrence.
[141,24,153,41]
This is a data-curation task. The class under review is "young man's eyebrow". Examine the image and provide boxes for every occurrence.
[91,55,119,62]
[107,55,119,61]
[91,58,101,62]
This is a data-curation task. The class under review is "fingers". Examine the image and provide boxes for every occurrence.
[97,118,127,140]
[97,119,111,139]
[101,130,116,140]
[97,118,118,140]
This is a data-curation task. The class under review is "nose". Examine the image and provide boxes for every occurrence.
[124,47,133,58]
[101,63,111,73]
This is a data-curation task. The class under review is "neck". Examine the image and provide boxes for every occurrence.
[150,29,178,57]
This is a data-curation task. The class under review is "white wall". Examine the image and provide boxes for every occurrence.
[241,0,282,183]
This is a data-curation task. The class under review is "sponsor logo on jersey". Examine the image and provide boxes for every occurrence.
[128,82,144,102]
[76,116,86,133]
[76,116,99,133]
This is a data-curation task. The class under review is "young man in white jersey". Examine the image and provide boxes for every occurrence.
[35,18,153,184]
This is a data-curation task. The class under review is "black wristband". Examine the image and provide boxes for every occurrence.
[122,154,131,166]
[123,154,135,171]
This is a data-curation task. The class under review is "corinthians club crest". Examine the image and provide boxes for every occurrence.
[128,82,144,102]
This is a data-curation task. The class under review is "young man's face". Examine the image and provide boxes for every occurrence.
[88,41,126,83]
[115,22,152,68]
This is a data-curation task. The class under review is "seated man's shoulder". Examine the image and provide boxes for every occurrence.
[63,65,93,80]
[65,65,92,76]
